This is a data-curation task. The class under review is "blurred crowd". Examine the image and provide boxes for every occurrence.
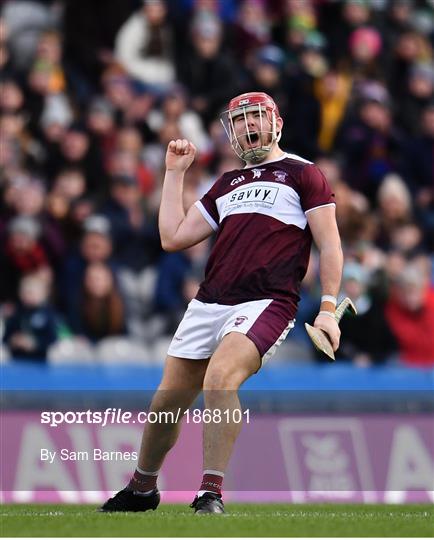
[0,0,433,368]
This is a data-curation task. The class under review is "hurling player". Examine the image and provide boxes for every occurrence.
[101,92,343,514]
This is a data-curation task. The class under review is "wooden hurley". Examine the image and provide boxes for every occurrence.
[305,297,357,361]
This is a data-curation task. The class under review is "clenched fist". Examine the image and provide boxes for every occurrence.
[166,139,196,173]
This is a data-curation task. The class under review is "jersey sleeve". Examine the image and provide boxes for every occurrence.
[298,164,336,214]
[194,179,221,231]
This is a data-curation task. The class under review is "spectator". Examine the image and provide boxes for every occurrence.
[385,261,434,367]
[177,11,240,125]
[1,176,66,271]
[316,155,371,247]
[389,222,426,256]
[0,16,11,75]
[347,26,383,83]
[115,0,175,92]
[100,174,161,340]
[337,262,397,367]
[397,63,434,135]
[0,215,51,304]
[1,0,60,73]
[74,262,126,342]
[154,240,209,334]
[101,64,137,118]
[101,175,160,271]
[244,45,290,127]
[60,215,117,326]
[61,0,133,100]
[50,167,87,205]
[38,93,73,158]
[34,30,66,94]
[45,122,108,195]
[46,167,87,231]
[381,0,414,51]
[314,68,352,153]
[284,36,326,157]
[0,110,32,170]
[231,0,272,64]
[0,77,25,114]
[320,0,372,66]
[146,84,211,155]
[86,97,117,173]
[406,103,434,192]
[386,30,432,102]
[57,195,97,249]
[24,30,72,141]
[273,0,317,55]
[3,273,59,361]
[339,97,406,202]
[405,104,434,251]
[374,173,413,251]
[111,126,155,197]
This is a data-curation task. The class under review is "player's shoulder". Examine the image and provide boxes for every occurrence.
[280,153,314,171]
[279,153,326,184]
[216,166,248,189]
[282,152,314,165]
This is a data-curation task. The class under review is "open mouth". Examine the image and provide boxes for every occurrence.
[246,132,260,147]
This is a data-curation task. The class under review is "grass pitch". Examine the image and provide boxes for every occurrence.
[1,503,432,537]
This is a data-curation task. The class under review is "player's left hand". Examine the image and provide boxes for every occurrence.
[313,312,341,351]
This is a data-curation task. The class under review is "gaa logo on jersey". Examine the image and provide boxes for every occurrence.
[273,171,288,183]
[234,315,248,327]
[230,174,246,186]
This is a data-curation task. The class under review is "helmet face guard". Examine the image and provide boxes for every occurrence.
[220,92,281,163]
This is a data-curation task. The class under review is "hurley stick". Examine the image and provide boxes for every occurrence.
[304,297,357,361]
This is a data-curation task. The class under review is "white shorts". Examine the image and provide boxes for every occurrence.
[167,298,294,367]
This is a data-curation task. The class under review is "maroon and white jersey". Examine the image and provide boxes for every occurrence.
[194,153,335,319]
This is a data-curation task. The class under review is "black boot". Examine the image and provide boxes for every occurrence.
[190,492,225,514]
[99,488,160,513]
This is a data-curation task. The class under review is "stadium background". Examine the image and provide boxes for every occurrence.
[1,0,433,506]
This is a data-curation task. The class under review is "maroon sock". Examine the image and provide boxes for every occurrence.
[199,471,224,496]
[127,468,158,492]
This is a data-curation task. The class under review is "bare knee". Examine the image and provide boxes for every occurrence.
[203,334,260,392]
[150,388,189,416]
[203,366,246,391]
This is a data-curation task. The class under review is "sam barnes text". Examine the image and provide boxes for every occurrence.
[40,449,138,463]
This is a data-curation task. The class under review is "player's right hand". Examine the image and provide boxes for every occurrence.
[165,139,196,173]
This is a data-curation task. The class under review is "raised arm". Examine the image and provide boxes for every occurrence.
[159,139,214,252]
[306,204,343,351]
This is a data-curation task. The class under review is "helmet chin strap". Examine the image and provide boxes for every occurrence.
[241,145,272,163]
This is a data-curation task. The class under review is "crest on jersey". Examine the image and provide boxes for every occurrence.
[273,171,287,183]
[234,315,248,327]
[252,168,266,179]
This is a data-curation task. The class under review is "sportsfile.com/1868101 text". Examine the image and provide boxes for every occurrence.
[40,408,251,428]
